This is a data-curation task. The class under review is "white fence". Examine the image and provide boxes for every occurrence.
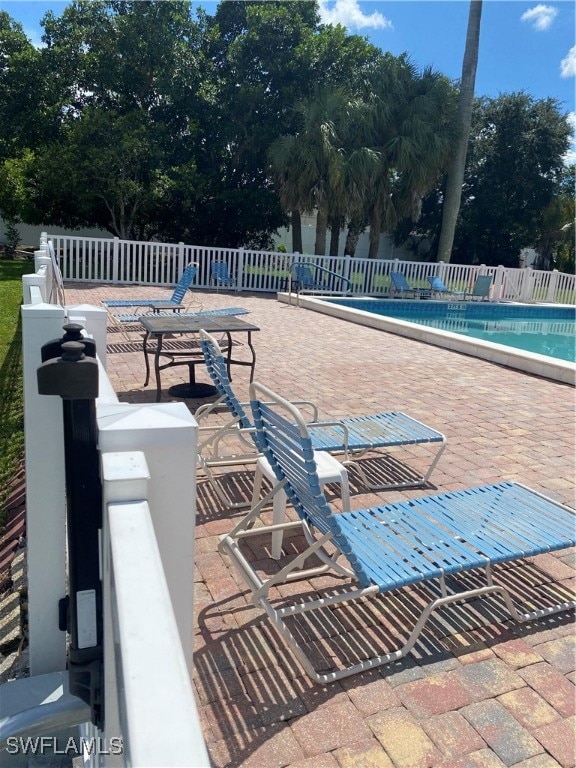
[11,244,210,766]
[47,232,576,304]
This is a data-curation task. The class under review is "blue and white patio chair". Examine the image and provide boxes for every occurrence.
[103,263,203,337]
[217,380,575,683]
[290,262,351,304]
[390,271,430,298]
[464,274,493,301]
[102,262,200,312]
[195,330,446,508]
[427,275,463,298]
[211,261,238,291]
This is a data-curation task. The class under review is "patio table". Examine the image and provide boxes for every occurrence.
[140,314,260,401]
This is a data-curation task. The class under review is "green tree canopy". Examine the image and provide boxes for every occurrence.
[456,93,571,266]
[395,92,572,267]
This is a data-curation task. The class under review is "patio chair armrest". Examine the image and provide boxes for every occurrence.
[307,419,349,448]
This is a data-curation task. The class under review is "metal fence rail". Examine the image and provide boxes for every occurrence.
[47,233,576,304]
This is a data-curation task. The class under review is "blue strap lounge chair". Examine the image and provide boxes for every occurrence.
[211,261,237,291]
[103,263,202,338]
[195,330,446,508]
[217,381,575,683]
[290,262,351,304]
[390,271,431,298]
[112,306,249,324]
[427,275,464,298]
[465,274,493,301]
[103,263,200,311]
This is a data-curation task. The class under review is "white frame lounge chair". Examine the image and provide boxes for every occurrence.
[427,275,464,298]
[290,262,351,304]
[103,262,203,338]
[464,274,493,301]
[210,261,238,291]
[195,330,447,507]
[217,381,576,683]
[390,271,431,298]
[103,262,201,312]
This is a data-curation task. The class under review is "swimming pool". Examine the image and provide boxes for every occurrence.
[326,299,576,362]
[279,293,576,384]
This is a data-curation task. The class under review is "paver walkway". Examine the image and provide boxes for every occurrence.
[69,285,575,768]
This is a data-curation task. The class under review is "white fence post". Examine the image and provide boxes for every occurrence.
[96,402,198,674]
[546,270,560,302]
[521,267,534,302]
[237,247,245,292]
[22,268,48,305]
[112,237,120,283]
[178,241,186,279]
[21,303,68,675]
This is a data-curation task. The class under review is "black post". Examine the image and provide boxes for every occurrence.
[37,327,103,729]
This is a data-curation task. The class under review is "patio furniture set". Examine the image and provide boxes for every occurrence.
[101,262,574,684]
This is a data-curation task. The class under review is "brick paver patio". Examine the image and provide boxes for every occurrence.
[69,284,575,768]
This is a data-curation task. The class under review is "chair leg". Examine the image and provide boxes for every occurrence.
[271,485,288,560]
[338,466,351,512]
[251,463,264,508]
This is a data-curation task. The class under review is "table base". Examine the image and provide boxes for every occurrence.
[168,383,217,399]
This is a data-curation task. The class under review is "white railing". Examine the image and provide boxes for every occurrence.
[47,233,576,304]
[100,454,208,767]
[12,244,210,766]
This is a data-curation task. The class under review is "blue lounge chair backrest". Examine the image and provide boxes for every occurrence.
[428,276,448,292]
[390,272,411,291]
[171,263,198,303]
[249,381,371,586]
[211,261,235,284]
[292,263,319,288]
[472,275,492,297]
[199,330,253,430]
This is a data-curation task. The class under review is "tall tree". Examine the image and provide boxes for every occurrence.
[455,94,571,266]
[393,94,571,267]
[436,0,482,263]
[365,56,457,258]
[3,0,209,239]
[269,89,376,255]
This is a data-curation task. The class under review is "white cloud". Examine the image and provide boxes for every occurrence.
[520,4,558,31]
[560,45,576,78]
[318,0,392,31]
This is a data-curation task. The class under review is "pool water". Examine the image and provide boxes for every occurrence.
[326,299,576,362]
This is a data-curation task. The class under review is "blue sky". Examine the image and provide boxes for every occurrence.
[3,0,575,158]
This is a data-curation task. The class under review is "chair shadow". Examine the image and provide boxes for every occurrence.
[194,541,574,766]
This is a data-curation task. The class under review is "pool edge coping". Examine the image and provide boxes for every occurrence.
[278,293,576,387]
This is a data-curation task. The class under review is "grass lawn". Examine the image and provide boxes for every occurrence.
[0,259,34,524]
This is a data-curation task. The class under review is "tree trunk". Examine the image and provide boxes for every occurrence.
[344,229,360,257]
[344,218,364,257]
[314,207,328,255]
[368,207,382,259]
[437,0,483,263]
[291,210,303,253]
[329,215,341,256]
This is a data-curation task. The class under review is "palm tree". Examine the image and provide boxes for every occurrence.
[437,0,483,262]
[269,89,362,255]
[364,56,457,258]
[267,136,306,252]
